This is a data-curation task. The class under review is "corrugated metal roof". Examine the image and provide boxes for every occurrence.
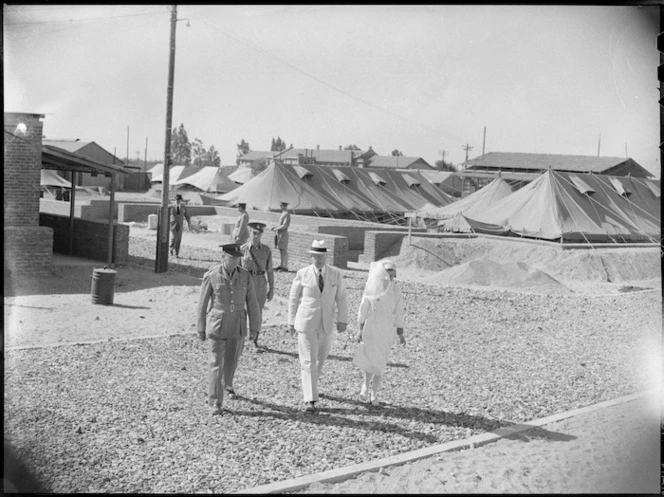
[465,152,633,173]
[237,150,275,161]
[42,145,129,175]
[367,156,430,169]
[275,148,357,164]
[43,139,90,153]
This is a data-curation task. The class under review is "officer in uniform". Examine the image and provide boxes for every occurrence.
[197,243,261,415]
[272,201,291,271]
[232,202,250,245]
[170,194,191,258]
[240,222,274,352]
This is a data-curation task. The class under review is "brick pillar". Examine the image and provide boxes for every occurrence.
[4,113,44,226]
[4,112,54,276]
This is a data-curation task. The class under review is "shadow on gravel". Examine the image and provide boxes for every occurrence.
[234,396,440,443]
[259,346,409,369]
[111,303,152,310]
[501,425,577,442]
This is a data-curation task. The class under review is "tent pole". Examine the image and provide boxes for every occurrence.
[68,170,76,255]
[107,173,116,266]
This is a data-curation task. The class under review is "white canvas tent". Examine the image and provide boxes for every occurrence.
[173,166,238,193]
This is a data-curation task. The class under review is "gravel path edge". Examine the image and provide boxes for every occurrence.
[231,388,659,494]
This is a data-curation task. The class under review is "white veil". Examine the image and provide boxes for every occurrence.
[361,260,395,311]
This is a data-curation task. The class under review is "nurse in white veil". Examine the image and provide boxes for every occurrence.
[352,260,405,405]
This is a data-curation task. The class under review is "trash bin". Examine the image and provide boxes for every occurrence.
[91,267,117,305]
[148,213,158,230]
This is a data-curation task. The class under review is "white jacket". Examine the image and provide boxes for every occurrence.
[288,264,348,334]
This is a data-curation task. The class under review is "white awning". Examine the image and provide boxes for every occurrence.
[569,174,594,195]
[368,171,387,186]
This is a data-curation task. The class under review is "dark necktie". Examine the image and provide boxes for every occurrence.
[176,206,180,215]
[318,270,324,292]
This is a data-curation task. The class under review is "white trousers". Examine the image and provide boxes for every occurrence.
[297,327,333,402]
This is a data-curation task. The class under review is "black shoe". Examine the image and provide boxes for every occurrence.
[304,401,316,412]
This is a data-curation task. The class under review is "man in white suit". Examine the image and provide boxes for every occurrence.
[288,240,349,412]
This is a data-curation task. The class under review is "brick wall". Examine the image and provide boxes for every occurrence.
[4,226,53,276]
[362,229,422,261]
[4,113,44,227]
[40,213,129,263]
[275,230,349,269]
[118,203,217,223]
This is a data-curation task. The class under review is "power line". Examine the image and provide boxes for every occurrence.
[197,16,456,141]
[3,8,167,27]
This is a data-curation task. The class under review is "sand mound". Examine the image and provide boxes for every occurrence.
[425,258,570,293]
[393,237,660,283]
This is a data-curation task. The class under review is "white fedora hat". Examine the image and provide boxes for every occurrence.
[308,239,327,254]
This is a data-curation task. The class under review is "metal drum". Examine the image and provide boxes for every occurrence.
[91,268,117,305]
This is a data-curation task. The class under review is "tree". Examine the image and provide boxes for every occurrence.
[344,144,361,151]
[204,145,221,168]
[237,139,250,156]
[191,138,206,166]
[270,136,287,152]
[171,124,191,165]
[391,149,403,156]
[435,160,456,172]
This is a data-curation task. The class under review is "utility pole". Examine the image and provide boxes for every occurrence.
[144,136,148,170]
[126,126,130,165]
[482,126,486,155]
[597,133,601,157]
[462,143,473,169]
[624,142,628,158]
[156,4,178,273]
[438,149,447,169]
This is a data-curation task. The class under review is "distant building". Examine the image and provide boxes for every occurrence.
[43,139,129,190]
[464,152,653,178]
[272,146,361,167]
[365,155,434,170]
[236,150,276,167]
[448,152,654,198]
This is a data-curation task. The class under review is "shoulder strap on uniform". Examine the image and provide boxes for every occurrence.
[248,245,264,273]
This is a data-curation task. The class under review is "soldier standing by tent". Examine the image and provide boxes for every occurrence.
[272,201,291,271]
[240,222,274,352]
[233,202,250,245]
[170,194,191,258]
[197,243,261,414]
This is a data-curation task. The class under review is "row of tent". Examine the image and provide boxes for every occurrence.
[208,163,456,222]
[417,170,660,243]
[148,164,240,193]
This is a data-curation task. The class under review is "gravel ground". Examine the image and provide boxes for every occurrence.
[3,232,661,493]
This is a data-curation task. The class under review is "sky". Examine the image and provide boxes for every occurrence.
[4,5,660,177]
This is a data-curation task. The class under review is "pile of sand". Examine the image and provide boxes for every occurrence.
[394,237,660,284]
[424,258,570,294]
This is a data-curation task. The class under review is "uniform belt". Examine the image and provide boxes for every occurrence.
[212,304,241,312]
[249,270,265,276]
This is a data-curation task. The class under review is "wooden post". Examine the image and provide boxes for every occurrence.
[68,170,76,255]
[156,5,177,273]
[107,173,116,266]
